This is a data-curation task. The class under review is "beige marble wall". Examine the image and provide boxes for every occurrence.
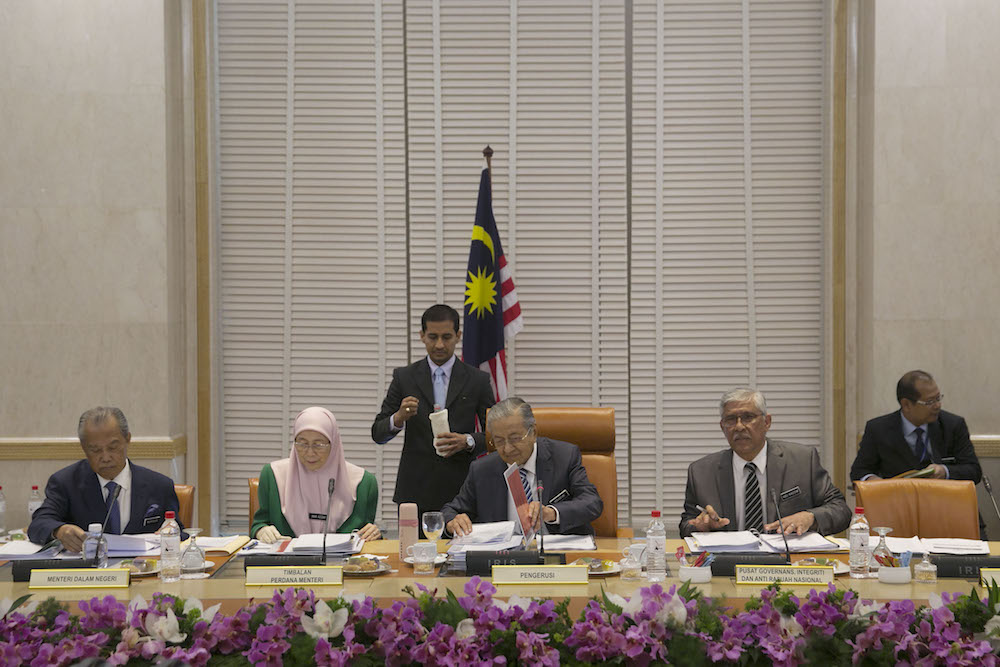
[0,2,192,496]
[856,0,1000,432]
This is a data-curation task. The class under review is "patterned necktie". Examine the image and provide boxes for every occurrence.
[433,368,447,410]
[105,481,121,534]
[914,427,928,464]
[744,462,763,532]
[519,468,534,503]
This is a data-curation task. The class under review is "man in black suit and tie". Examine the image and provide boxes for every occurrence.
[27,407,182,551]
[850,370,981,483]
[442,397,603,536]
[372,304,496,519]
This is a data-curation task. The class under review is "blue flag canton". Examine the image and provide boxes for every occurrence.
[463,169,505,367]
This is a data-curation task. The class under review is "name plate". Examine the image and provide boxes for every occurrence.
[980,568,1000,587]
[492,564,589,585]
[29,568,130,589]
[734,565,834,586]
[246,566,343,586]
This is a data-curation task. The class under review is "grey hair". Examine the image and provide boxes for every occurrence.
[718,388,767,417]
[486,396,536,432]
[78,407,130,443]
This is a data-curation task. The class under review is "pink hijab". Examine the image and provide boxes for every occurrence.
[270,407,366,536]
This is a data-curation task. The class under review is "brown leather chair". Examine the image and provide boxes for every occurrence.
[489,406,621,537]
[249,477,260,535]
[854,479,979,539]
[174,484,194,528]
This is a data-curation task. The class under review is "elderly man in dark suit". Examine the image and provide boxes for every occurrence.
[372,304,495,519]
[442,397,603,537]
[27,407,182,551]
[680,388,851,538]
[850,370,981,483]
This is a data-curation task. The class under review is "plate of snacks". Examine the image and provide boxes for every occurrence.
[343,555,390,576]
[123,558,160,577]
[794,557,848,575]
[572,557,622,576]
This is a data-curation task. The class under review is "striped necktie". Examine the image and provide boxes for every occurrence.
[105,481,121,534]
[519,468,534,503]
[744,462,763,532]
[914,427,928,464]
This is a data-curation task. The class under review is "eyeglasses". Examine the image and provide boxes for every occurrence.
[721,413,763,428]
[492,429,533,449]
[293,440,331,453]
[914,394,943,406]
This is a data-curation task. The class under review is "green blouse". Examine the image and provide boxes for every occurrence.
[251,463,378,539]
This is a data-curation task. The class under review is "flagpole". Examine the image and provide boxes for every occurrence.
[482,145,493,191]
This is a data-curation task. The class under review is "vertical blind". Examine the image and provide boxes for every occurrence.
[215,0,825,532]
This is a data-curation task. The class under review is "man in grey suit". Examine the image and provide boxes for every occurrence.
[680,388,850,538]
[442,397,603,536]
[372,305,495,519]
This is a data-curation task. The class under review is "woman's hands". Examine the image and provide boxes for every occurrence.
[256,525,288,543]
[357,523,381,541]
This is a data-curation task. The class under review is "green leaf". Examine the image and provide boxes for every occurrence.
[2,594,33,619]
[601,588,623,615]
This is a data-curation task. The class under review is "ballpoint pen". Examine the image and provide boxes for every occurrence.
[242,540,259,551]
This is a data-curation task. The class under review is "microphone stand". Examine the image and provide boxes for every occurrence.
[536,481,544,563]
[321,478,336,566]
[770,488,792,564]
[983,474,1000,524]
[90,484,122,568]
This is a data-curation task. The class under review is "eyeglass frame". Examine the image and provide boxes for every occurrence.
[913,393,944,407]
[491,427,535,449]
[292,440,332,452]
[720,412,764,429]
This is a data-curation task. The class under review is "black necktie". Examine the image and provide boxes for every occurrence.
[744,462,763,532]
[914,427,928,465]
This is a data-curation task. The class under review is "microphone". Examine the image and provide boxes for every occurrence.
[536,480,545,562]
[100,484,123,535]
[770,488,792,564]
[983,474,1000,523]
[321,478,335,565]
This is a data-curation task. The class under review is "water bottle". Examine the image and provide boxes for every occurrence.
[0,486,7,534]
[159,511,181,583]
[27,486,43,518]
[849,506,870,579]
[82,523,108,568]
[646,510,668,582]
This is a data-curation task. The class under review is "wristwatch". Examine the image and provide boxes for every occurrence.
[465,434,475,451]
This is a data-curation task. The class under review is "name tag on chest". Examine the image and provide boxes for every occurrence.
[308,512,327,521]
[779,486,801,501]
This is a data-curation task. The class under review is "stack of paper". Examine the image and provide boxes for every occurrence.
[922,538,990,555]
[687,531,762,552]
[287,533,363,557]
[447,521,521,567]
[867,536,924,554]
[0,540,60,560]
[105,534,160,557]
[184,535,250,555]
[538,534,597,551]
[759,532,841,553]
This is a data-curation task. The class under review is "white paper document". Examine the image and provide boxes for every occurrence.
[759,532,841,553]
[688,531,762,552]
[288,533,363,555]
[538,534,597,551]
[105,533,160,556]
[449,521,516,546]
[0,540,60,559]
[921,538,990,555]
[866,536,925,554]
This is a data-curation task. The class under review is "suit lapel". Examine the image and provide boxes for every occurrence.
[716,451,736,527]
[765,442,787,524]
[83,471,105,521]
[445,360,467,408]
[415,358,436,407]
[534,439,552,505]
[891,411,921,467]
[927,418,944,462]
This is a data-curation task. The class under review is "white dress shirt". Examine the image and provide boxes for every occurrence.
[732,442,768,531]
[390,354,457,430]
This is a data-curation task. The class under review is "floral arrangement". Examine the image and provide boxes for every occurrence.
[2,579,1000,666]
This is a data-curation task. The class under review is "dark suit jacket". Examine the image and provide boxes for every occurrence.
[679,439,851,538]
[441,437,604,535]
[371,356,495,514]
[27,459,182,544]
[849,410,981,482]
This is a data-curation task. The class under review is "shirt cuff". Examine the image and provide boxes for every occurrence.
[390,414,403,431]
[944,465,950,479]
[861,473,876,481]
[544,505,560,525]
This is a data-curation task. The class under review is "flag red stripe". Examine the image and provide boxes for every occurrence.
[503,303,521,326]
[500,277,515,295]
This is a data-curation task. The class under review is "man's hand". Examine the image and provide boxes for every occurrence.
[765,510,816,535]
[929,464,948,479]
[357,523,381,541]
[394,396,420,426]
[526,501,557,526]
[55,524,86,552]
[446,513,473,537]
[686,505,730,532]
[434,432,469,457]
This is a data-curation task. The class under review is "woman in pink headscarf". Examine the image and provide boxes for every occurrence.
[252,407,380,542]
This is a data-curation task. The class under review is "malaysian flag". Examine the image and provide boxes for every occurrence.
[462,168,523,400]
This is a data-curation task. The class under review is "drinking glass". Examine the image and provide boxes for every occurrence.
[180,528,207,579]
[422,511,444,542]
[870,526,893,572]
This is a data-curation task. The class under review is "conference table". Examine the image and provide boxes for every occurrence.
[3,538,998,614]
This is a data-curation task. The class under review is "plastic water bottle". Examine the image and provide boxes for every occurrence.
[849,506,870,579]
[646,510,668,582]
[82,523,108,568]
[0,486,7,534]
[159,511,181,582]
[27,486,43,518]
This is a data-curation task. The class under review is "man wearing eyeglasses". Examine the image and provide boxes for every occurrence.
[441,397,603,537]
[679,388,850,538]
[850,370,981,483]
